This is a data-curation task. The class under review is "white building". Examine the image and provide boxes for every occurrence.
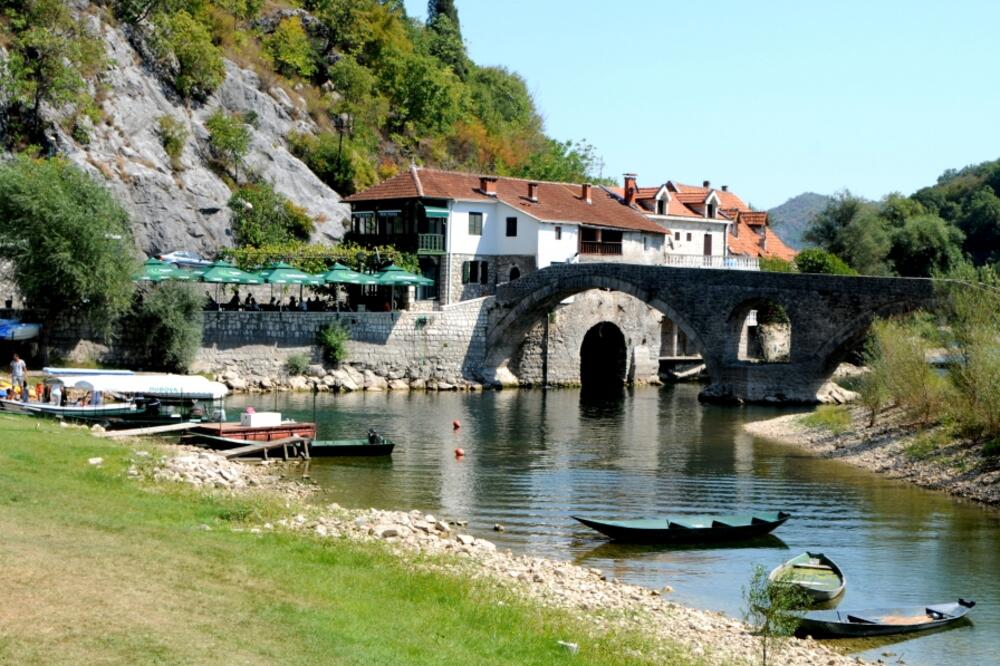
[345,167,667,304]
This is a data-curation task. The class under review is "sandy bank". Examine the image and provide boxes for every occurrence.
[744,408,1000,506]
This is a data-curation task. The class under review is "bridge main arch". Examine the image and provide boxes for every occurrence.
[484,263,937,403]
[484,270,710,387]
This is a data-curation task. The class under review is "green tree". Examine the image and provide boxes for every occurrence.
[1,0,106,142]
[427,0,460,25]
[958,187,1000,265]
[889,214,964,277]
[123,282,203,372]
[793,248,857,275]
[467,66,539,134]
[287,131,360,194]
[382,51,464,134]
[228,182,314,247]
[205,110,251,180]
[514,138,604,183]
[0,156,135,334]
[264,17,317,78]
[880,192,925,226]
[424,14,467,79]
[151,10,226,100]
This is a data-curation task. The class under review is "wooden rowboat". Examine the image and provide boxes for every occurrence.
[572,511,791,543]
[769,551,845,602]
[310,439,395,457]
[797,599,975,638]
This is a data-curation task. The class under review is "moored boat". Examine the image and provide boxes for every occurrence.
[310,439,395,457]
[769,551,845,602]
[572,511,791,543]
[797,599,975,638]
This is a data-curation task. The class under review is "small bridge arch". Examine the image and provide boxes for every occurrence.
[485,263,936,403]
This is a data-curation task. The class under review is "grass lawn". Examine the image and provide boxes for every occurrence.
[0,414,705,665]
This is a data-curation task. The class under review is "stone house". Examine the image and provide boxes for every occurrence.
[343,166,667,305]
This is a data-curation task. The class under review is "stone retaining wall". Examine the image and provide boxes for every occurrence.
[194,298,491,388]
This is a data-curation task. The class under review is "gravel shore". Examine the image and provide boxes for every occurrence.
[135,446,862,666]
[744,408,1000,506]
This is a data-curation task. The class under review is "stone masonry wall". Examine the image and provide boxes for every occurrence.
[194,297,490,389]
[443,253,536,305]
[509,290,663,386]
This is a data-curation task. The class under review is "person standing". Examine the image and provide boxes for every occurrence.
[10,354,27,403]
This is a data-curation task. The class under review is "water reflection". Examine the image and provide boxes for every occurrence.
[227,385,1000,666]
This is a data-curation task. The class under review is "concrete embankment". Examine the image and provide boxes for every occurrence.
[145,445,862,666]
[744,408,1000,506]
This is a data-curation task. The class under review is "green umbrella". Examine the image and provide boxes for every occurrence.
[322,262,379,286]
[199,260,264,284]
[374,264,434,287]
[132,258,194,282]
[257,261,317,285]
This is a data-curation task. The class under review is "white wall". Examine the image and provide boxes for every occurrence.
[448,200,541,256]
[659,219,729,256]
[536,223,579,268]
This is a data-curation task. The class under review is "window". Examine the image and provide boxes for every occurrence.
[656,198,666,215]
[468,212,483,236]
[707,203,717,218]
[461,260,489,285]
[686,232,692,242]
[555,226,562,240]
[506,217,517,237]
[674,231,681,241]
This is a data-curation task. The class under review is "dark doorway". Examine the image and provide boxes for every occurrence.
[509,266,520,282]
[580,322,627,389]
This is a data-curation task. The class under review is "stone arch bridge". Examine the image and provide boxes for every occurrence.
[484,263,936,403]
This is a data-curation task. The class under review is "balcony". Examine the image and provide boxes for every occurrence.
[580,241,623,256]
[418,233,445,254]
[664,254,760,270]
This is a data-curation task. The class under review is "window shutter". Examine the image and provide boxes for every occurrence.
[462,261,470,284]
[479,261,489,285]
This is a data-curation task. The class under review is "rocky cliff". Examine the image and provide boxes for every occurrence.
[43,10,348,258]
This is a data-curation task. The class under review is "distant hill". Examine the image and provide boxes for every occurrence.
[767,193,831,250]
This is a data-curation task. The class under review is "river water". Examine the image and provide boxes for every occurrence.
[228,385,999,665]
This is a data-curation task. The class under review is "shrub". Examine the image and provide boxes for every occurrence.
[264,17,317,78]
[318,322,350,364]
[742,564,810,666]
[793,248,857,275]
[157,115,188,170]
[285,353,310,376]
[867,318,949,424]
[152,11,226,100]
[801,405,851,434]
[228,182,314,247]
[123,282,203,372]
[206,110,251,179]
[288,131,358,194]
[905,429,949,461]
[759,257,796,273]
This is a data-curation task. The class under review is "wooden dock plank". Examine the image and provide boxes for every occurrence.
[221,435,311,460]
[100,421,204,439]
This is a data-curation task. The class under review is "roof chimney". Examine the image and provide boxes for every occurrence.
[479,176,497,197]
[527,181,539,202]
[623,173,638,205]
[702,180,711,188]
[721,184,728,192]
[581,183,592,204]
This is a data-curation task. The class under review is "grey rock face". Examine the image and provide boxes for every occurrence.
[46,14,348,258]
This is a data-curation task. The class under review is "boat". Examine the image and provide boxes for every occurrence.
[0,319,41,341]
[0,371,228,429]
[310,438,395,457]
[572,511,791,543]
[797,599,975,638]
[769,551,846,602]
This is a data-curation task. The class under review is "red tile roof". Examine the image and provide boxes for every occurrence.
[346,168,666,234]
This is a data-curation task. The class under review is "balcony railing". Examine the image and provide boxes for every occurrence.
[664,254,760,270]
[418,233,445,253]
[580,241,623,256]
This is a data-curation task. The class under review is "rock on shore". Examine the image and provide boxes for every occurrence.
[145,449,861,666]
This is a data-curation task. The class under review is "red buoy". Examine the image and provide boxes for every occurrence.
[452,419,461,430]
[454,447,465,457]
